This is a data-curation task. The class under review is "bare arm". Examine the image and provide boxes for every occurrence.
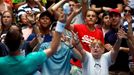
[44,13,67,57]
[102,3,123,12]
[126,14,134,55]
[82,0,88,19]
[91,4,102,12]
[66,7,81,31]
[51,0,66,12]
[14,2,26,9]
[70,31,86,62]
[111,28,125,62]
[34,0,45,12]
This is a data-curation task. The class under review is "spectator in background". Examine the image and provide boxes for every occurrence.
[105,9,130,75]
[80,28,125,75]
[39,29,82,75]
[0,11,14,39]
[122,5,134,35]
[90,0,124,13]
[17,0,46,17]
[0,0,12,14]
[5,0,13,7]
[0,11,67,75]
[99,11,111,38]
[66,0,104,75]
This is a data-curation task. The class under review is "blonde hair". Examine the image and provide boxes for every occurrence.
[91,39,104,49]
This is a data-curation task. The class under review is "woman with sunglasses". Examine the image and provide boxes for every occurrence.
[122,5,134,34]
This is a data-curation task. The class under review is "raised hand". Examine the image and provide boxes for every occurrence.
[124,13,132,24]
[73,3,82,15]
[117,28,127,39]
[58,12,67,23]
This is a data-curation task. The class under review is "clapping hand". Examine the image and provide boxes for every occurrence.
[117,28,127,39]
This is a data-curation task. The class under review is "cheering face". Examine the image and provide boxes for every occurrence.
[85,10,97,26]
[90,40,104,59]
[39,16,51,28]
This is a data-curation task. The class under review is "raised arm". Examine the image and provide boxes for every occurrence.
[66,7,81,31]
[82,0,88,19]
[126,14,134,54]
[34,0,46,12]
[111,28,126,62]
[44,13,67,57]
[51,0,66,12]
[70,31,86,62]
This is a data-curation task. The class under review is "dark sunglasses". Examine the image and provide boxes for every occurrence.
[124,10,131,13]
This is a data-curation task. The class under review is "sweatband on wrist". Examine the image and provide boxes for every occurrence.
[63,3,71,15]
[55,21,66,33]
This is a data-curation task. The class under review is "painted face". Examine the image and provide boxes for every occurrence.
[2,12,12,26]
[85,10,97,26]
[103,15,111,26]
[91,43,104,59]
[39,16,51,28]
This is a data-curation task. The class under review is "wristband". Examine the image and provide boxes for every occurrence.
[55,21,66,33]
[63,3,71,15]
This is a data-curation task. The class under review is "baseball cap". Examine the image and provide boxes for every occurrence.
[109,9,121,16]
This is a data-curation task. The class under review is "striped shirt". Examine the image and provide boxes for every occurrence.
[123,16,134,32]
[17,3,46,16]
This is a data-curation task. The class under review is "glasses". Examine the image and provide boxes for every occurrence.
[69,4,75,7]
[124,10,131,13]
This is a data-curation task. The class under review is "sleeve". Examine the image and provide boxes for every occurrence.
[17,6,26,17]
[82,51,90,67]
[103,51,114,67]
[39,42,50,52]
[27,52,48,65]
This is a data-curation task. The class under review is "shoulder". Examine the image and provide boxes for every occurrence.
[18,4,28,9]
[74,24,87,29]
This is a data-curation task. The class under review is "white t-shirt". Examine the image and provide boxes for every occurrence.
[82,51,113,75]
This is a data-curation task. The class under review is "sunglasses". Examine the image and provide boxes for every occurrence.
[124,10,131,13]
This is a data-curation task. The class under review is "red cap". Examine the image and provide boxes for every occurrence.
[109,9,120,16]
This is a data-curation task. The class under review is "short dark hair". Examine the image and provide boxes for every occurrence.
[39,10,54,22]
[4,25,22,52]
[102,11,110,18]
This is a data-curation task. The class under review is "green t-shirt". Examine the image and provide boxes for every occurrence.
[0,51,47,75]
[12,0,26,3]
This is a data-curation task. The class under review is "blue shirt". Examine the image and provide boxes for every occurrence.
[39,42,73,75]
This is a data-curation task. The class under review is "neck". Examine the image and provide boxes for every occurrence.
[86,24,95,31]
[9,50,21,56]
[102,25,110,30]
[94,55,101,59]
[112,23,121,29]
[40,27,51,35]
